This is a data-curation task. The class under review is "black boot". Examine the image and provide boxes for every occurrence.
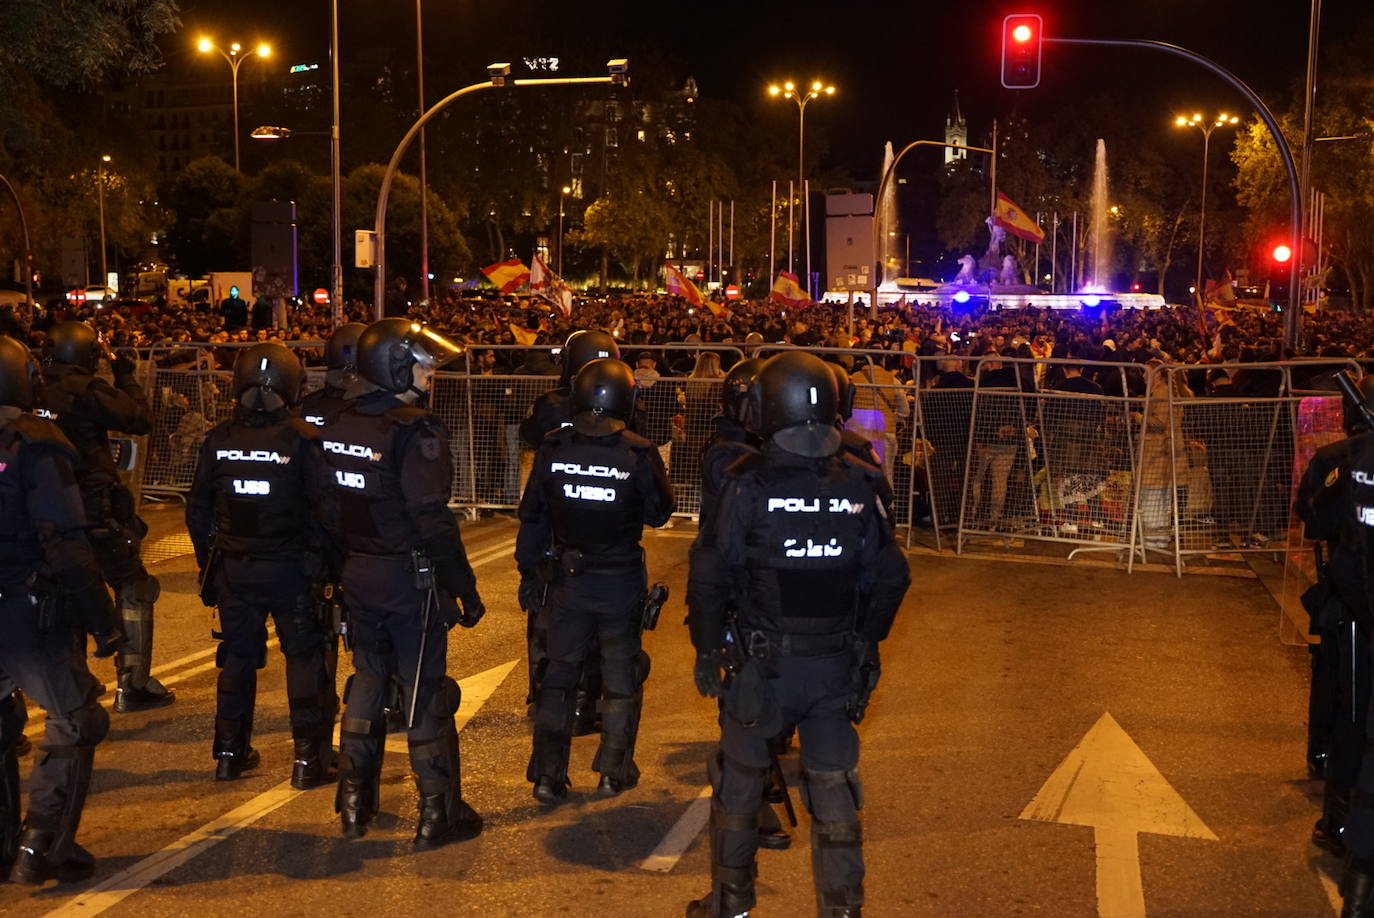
[9,829,95,886]
[213,716,258,781]
[113,669,175,714]
[291,738,334,790]
[757,801,790,851]
[534,776,569,805]
[685,879,754,918]
[1317,786,1351,857]
[1342,861,1374,918]
[336,769,378,839]
[413,794,482,849]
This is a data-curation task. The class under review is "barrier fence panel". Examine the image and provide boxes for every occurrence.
[131,342,1363,578]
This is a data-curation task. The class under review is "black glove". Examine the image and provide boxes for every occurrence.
[518,575,542,614]
[846,641,881,724]
[91,628,122,659]
[693,650,725,698]
[457,594,486,629]
[112,355,137,380]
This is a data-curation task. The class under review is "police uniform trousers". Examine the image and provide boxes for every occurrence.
[1336,626,1374,867]
[337,554,463,798]
[212,556,336,756]
[0,593,108,864]
[711,650,863,915]
[529,567,646,787]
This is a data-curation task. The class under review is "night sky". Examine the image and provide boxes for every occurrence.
[175,0,1368,176]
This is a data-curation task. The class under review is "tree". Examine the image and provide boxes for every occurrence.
[342,164,469,299]
[166,157,246,277]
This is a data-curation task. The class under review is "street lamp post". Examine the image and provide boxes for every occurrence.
[97,154,111,288]
[1175,112,1239,303]
[198,37,272,172]
[768,80,834,289]
[330,0,343,326]
[557,185,571,276]
[0,173,35,314]
[415,0,430,305]
[372,62,629,316]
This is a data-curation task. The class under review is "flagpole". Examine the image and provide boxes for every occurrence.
[1033,211,1040,288]
[1070,212,1078,292]
[708,200,714,297]
[769,181,777,290]
[729,199,735,281]
[788,179,795,273]
[718,200,724,288]
[1050,212,1058,294]
[989,120,998,217]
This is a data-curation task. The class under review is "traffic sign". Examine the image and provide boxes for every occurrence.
[312,287,330,305]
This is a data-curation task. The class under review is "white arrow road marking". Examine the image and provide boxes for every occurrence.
[43,658,518,918]
[1019,712,1218,918]
[639,785,713,872]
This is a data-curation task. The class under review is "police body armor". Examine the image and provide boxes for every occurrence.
[199,418,320,557]
[299,379,355,430]
[320,405,439,557]
[0,415,57,590]
[541,426,655,567]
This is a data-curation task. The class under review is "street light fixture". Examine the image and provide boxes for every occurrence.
[197,37,272,172]
[558,185,572,277]
[768,78,835,292]
[1175,111,1239,301]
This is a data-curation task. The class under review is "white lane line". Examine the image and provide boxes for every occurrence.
[44,658,519,918]
[22,538,517,739]
[639,785,712,873]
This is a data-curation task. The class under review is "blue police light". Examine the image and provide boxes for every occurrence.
[953,290,971,304]
[1081,295,1101,307]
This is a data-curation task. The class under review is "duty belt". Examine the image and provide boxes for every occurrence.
[744,629,851,658]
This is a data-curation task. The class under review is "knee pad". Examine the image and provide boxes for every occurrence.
[278,612,325,657]
[120,573,161,609]
[599,629,637,665]
[216,642,267,670]
[801,768,863,816]
[427,676,461,719]
[635,650,651,685]
[70,702,110,748]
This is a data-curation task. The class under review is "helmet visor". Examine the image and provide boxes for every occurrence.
[408,324,464,370]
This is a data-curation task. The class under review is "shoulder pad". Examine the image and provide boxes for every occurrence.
[385,405,431,426]
[620,429,653,449]
[284,417,319,441]
[544,424,577,444]
[7,414,77,457]
[839,448,883,481]
[724,450,766,478]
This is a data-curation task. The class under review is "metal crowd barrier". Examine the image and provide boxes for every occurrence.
[132,342,1361,578]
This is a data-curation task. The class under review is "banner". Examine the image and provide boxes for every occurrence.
[529,253,573,317]
[664,263,704,307]
[481,258,531,294]
[769,271,810,308]
[992,192,1045,245]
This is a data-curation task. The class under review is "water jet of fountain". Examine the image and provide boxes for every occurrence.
[1088,138,1110,291]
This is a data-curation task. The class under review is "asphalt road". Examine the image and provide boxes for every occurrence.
[0,504,1338,917]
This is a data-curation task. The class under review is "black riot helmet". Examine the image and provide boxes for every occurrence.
[47,321,103,371]
[233,342,304,412]
[560,329,620,385]
[825,360,857,422]
[325,323,367,371]
[0,334,37,409]
[721,357,764,432]
[757,351,842,458]
[571,357,637,437]
[356,318,463,395]
[1344,375,1374,434]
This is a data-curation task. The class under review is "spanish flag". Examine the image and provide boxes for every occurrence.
[482,258,531,294]
[769,271,810,308]
[664,264,704,307]
[992,192,1045,245]
[508,323,540,346]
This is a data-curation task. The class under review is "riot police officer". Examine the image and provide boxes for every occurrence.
[299,323,366,429]
[0,334,118,885]
[686,351,910,918]
[186,343,338,784]
[517,329,622,731]
[35,320,173,713]
[1296,376,1374,859]
[517,358,674,802]
[317,318,485,847]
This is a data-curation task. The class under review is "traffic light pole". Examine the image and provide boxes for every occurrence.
[1045,37,1303,352]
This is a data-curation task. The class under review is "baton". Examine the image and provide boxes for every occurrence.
[408,585,432,730]
[769,751,798,828]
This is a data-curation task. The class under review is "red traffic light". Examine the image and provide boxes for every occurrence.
[1272,244,1293,263]
[1001,14,1043,89]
